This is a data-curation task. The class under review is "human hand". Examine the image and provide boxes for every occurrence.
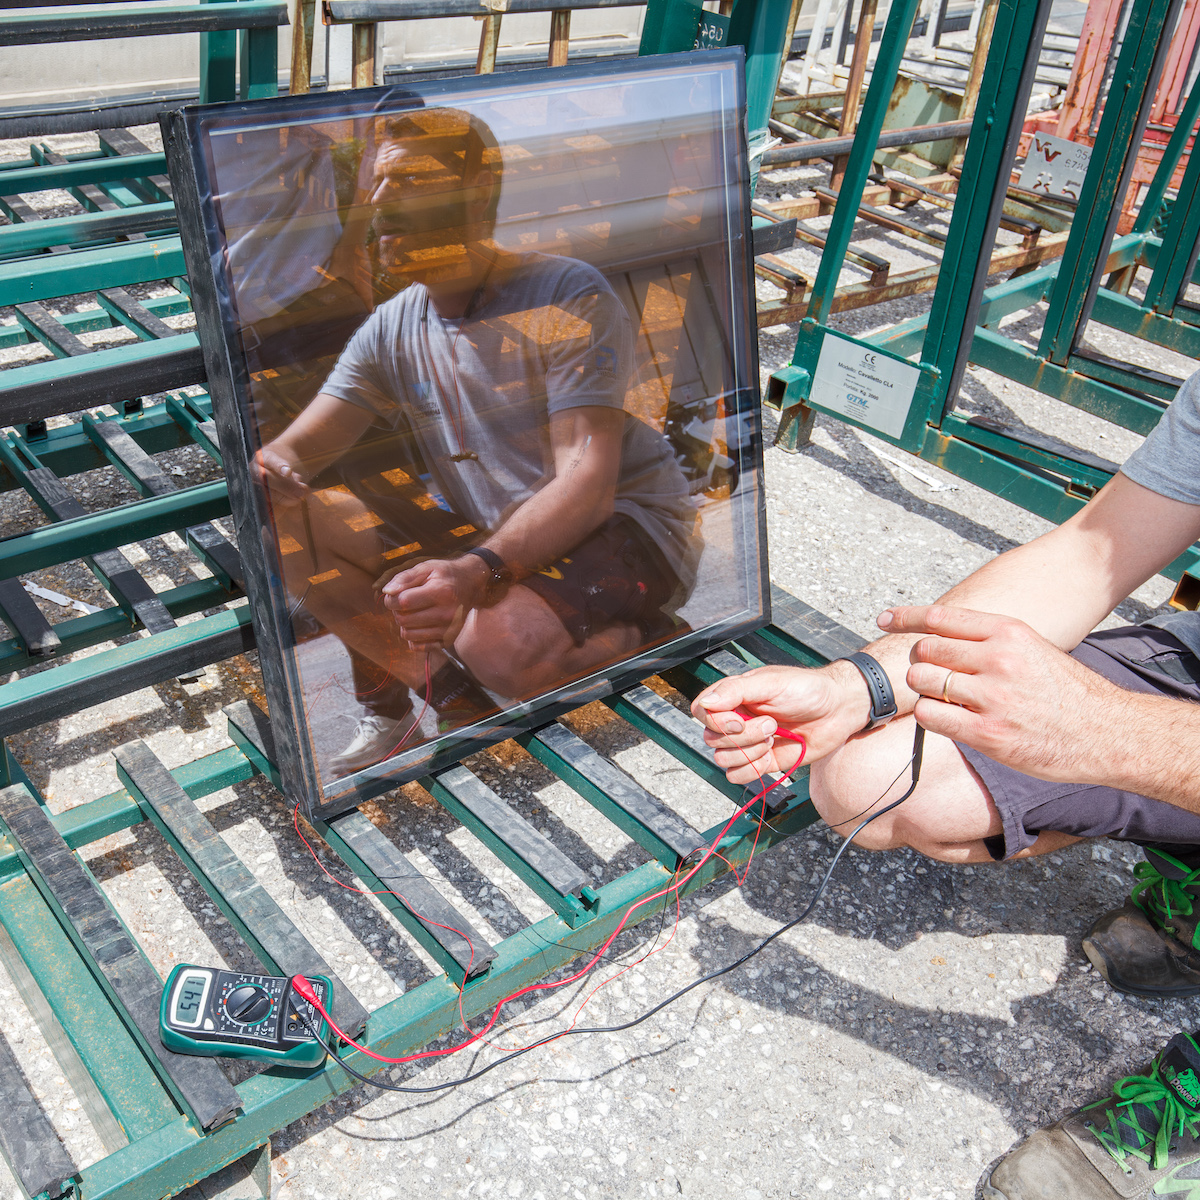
[254,446,310,505]
[880,604,1122,783]
[380,556,489,647]
[691,662,870,785]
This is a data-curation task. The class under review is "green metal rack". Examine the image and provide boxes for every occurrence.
[766,0,1200,590]
[0,8,848,1197]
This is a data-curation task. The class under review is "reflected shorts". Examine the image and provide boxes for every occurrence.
[519,515,680,646]
[338,445,681,647]
[958,625,1200,860]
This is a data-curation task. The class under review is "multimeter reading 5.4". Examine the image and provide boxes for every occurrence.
[160,964,332,1066]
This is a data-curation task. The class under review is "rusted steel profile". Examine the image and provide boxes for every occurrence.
[831,0,880,188]
[761,118,975,165]
[755,231,1072,327]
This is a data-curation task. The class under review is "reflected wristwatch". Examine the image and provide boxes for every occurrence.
[465,546,512,602]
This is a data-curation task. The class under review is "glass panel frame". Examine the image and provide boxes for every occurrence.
[166,49,769,821]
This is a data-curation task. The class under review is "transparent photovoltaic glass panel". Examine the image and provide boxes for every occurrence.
[187,53,765,814]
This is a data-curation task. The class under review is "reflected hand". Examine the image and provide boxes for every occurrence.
[254,446,310,506]
[691,663,869,785]
[380,556,488,647]
[881,603,1121,783]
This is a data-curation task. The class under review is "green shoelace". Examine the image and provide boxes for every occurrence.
[1131,860,1200,927]
[1088,1071,1200,1170]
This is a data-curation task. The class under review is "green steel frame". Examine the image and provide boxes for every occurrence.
[0,13,819,1196]
[0,585,850,1200]
[0,2,285,104]
[767,0,1200,583]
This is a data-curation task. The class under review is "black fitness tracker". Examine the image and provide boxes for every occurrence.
[837,652,899,730]
[464,546,512,601]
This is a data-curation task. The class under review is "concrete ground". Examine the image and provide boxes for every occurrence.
[0,107,1194,1200]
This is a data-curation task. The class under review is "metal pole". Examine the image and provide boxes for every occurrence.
[548,8,570,66]
[762,118,975,165]
[830,0,879,190]
[352,20,376,87]
[476,11,502,72]
[289,0,317,92]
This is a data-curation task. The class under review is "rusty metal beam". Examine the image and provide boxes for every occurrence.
[755,231,1072,326]
[761,118,975,166]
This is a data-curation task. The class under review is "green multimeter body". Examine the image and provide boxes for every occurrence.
[160,963,333,1066]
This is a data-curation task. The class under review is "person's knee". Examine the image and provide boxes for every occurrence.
[810,722,1000,860]
[456,600,566,696]
[809,728,913,852]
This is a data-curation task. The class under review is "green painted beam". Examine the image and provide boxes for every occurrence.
[806,0,922,323]
[0,237,186,308]
[0,154,168,197]
[918,425,1090,526]
[0,1,288,45]
[916,425,1200,583]
[1134,79,1200,235]
[1143,128,1200,313]
[0,873,179,1142]
[0,746,256,887]
[240,24,279,100]
[866,232,1150,356]
[921,0,1053,396]
[1065,352,1178,402]
[971,327,1167,435]
[606,686,753,807]
[0,478,229,578]
[423,770,594,928]
[1036,0,1177,362]
[0,605,252,739]
[938,410,1116,491]
[0,333,203,424]
[0,297,192,352]
[77,789,819,1200]
[0,202,175,259]
[0,396,209,492]
[0,577,234,677]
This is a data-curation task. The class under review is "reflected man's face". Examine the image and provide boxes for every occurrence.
[369,138,486,287]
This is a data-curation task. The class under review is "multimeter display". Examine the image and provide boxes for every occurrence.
[160,964,332,1066]
[172,971,212,1027]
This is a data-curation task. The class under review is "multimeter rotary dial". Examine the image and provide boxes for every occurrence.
[224,983,272,1025]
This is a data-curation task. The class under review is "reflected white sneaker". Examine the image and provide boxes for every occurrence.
[328,714,410,776]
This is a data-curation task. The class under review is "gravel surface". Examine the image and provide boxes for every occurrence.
[0,119,1191,1200]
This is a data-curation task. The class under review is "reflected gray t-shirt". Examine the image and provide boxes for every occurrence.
[320,252,698,589]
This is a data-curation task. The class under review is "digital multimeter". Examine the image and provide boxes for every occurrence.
[159,964,333,1066]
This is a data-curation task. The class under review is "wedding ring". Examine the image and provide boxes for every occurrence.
[941,669,956,705]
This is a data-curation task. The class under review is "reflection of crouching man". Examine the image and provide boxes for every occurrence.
[255,107,699,775]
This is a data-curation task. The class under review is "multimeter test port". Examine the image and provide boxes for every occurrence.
[159,964,333,1066]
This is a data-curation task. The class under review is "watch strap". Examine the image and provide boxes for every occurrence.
[837,652,899,730]
[464,546,511,598]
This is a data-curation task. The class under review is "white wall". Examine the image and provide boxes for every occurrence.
[0,2,645,109]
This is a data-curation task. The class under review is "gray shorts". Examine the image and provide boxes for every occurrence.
[958,624,1200,860]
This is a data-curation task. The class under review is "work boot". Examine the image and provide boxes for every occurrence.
[426,662,497,735]
[1084,847,1200,999]
[982,1031,1200,1199]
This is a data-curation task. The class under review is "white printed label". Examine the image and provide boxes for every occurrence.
[1017,134,1092,203]
[809,333,919,440]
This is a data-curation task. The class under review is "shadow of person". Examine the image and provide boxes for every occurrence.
[676,827,1191,1140]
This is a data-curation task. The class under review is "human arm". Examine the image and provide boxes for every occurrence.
[883,601,1200,811]
[693,472,1200,783]
[255,392,378,503]
[381,404,624,644]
